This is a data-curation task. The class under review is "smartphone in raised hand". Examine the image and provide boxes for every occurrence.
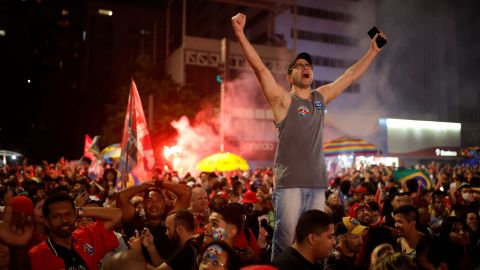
[367,26,387,48]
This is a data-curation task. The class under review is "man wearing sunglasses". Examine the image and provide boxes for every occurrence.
[232,13,386,261]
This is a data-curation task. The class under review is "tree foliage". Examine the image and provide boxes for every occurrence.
[101,54,207,148]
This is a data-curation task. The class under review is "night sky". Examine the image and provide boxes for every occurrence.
[0,0,168,162]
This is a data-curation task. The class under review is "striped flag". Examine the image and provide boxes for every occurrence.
[84,134,94,160]
[86,135,102,180]
[118,80,155,189]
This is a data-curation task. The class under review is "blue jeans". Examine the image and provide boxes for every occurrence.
[271,187,325,261]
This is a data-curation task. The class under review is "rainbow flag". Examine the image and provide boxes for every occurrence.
[324,137,378,156]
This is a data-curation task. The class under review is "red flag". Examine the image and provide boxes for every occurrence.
[84,134,94,160]
[118,80,155,188]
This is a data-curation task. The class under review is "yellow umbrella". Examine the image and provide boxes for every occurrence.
[196,152,250,172]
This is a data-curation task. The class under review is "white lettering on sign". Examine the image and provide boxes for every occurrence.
[185,50,219,67]
[184,49,289,74]
[435,148,457,157]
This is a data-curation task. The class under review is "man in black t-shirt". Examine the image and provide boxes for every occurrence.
[272,210,336,270]
[116,180,191,264]
[155,209,202,270]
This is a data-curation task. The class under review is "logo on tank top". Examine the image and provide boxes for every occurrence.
[83,242,94,256]
[314,101,324,111]
[297,106,311,117]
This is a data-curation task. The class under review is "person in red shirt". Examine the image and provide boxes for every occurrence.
[29,193,122,270]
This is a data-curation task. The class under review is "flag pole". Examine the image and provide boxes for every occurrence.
[123,84,135,189]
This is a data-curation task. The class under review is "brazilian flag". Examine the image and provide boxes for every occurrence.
[393,169,432,190]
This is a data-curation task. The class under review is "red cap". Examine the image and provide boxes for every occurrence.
[241,191,259,204]
[216,191,229,200]
[351,187,368,194]
[348,202,371,219]
[11,196,34,215]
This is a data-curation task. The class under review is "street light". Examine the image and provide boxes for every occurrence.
[0,150,22,172]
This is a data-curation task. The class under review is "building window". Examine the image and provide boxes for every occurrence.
[293,29,358,46]
[313,80,360,93]
[293,5,356,23]
[311,55,354,68]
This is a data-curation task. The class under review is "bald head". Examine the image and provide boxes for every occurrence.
[103,250,148,270]
[192,187,207,197]
[191,187,209,213]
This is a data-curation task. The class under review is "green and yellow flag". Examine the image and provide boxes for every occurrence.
[393,169,431,190]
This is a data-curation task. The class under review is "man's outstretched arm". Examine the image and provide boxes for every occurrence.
[232,13,289,122]
[317,32,387,104]
[81,207,123,231]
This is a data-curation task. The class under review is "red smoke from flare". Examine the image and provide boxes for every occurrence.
[161,108,220,177]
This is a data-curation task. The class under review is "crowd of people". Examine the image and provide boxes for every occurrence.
[0,159,478,270]
[0,10,477,270]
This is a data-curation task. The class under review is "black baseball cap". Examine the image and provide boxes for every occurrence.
[288,52,312,75]
[458,182,471,191]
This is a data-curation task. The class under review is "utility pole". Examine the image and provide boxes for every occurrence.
[219,38,229,152]
[148,20,157,130]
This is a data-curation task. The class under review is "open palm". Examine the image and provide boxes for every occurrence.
[0,195,34,246]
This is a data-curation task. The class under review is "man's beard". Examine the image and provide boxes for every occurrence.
[169,234,180,250]
[359,216,372,226]
[345,239,362,254]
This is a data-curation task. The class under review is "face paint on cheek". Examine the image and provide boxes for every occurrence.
[205,244,223,260]
[212,227,227,241]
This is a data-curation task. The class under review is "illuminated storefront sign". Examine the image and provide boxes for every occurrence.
[384,118,461,156]
[435,148,457,157]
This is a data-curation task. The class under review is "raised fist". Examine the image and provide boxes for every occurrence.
[231,13,246,33]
